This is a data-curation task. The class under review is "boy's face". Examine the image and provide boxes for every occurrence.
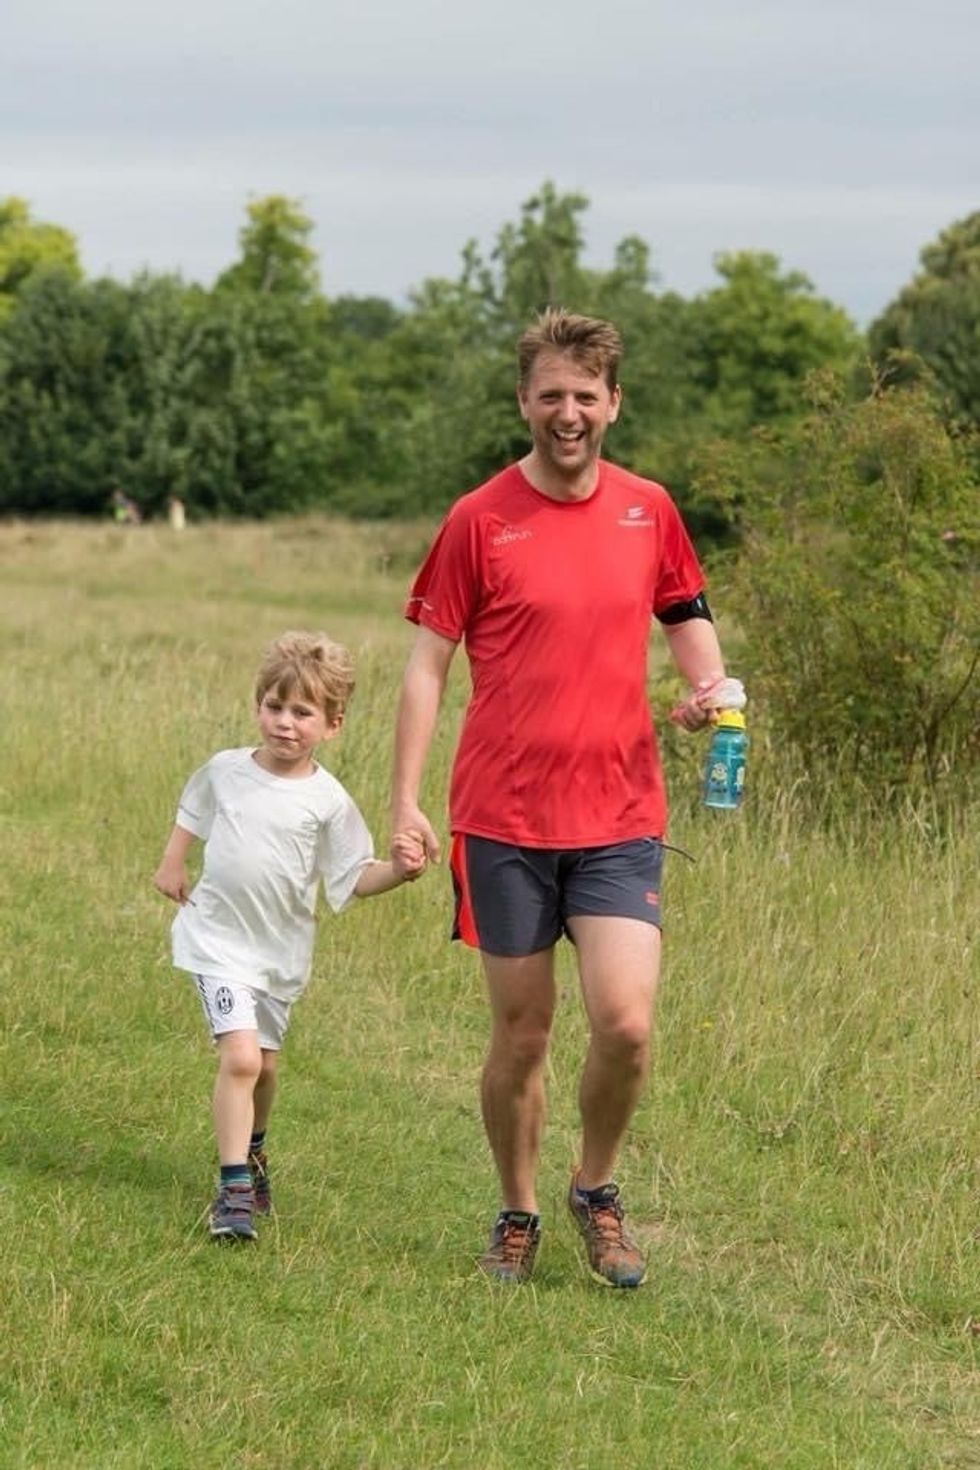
[255,685,340,777]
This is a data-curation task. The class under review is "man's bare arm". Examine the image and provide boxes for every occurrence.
[663,618,727,732]
[389,626,458,863]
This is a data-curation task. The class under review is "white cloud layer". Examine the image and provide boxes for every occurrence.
[4,0,977,323]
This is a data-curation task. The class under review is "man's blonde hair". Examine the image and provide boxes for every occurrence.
[517,308,622,391]
[254,631,355,721]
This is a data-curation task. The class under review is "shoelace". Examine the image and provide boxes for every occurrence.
[583,1195,633,1249]
[497,1220,536,1264]
[219,1184,253,1212]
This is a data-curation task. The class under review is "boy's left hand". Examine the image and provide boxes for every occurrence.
[391,828,428,882]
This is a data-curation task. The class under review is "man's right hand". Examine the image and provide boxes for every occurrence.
[390,801,442,865]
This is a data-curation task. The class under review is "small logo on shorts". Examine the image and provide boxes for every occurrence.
[215,986,235,1015]
[645,891,659,906]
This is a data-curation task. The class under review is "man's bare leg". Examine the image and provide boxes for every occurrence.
[567,916,661,1189]
[480,948,556,1214]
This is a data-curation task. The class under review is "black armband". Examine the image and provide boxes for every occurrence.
[656,592,713,625]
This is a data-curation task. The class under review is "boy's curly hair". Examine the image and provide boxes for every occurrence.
[254,631,355,722]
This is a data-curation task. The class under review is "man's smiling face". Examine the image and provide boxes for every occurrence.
[517,349,621,483]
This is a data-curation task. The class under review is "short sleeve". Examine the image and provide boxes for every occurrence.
[651,494,706,616]
[317,793,376,913]
[175,760,217,840]
[404,502,481,641]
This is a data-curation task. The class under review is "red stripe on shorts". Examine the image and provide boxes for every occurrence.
[450,833,481,948]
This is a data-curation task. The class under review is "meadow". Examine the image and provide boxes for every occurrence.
[1,516,978,1469]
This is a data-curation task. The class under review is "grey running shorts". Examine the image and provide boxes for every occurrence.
[450,834,664,957]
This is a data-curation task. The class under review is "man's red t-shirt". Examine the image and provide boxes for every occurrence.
[405,460,705,847]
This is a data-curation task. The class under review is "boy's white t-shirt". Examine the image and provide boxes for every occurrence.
[171,747,375,1000]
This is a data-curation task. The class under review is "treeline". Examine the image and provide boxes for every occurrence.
[2,183,975,534]
[1,184,978,802]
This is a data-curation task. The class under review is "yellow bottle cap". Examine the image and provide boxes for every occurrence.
[715,709,746,730]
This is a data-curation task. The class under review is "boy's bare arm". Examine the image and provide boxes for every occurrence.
[153,824,197,905]
[353,830,427,899]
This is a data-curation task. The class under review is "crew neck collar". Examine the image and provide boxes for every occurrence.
[515,459,605,506]
[249,749,322,783]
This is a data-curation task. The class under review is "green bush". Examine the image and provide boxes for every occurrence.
[697,375,980,808]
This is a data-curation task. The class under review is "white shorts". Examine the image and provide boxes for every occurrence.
[192,975,291,1051]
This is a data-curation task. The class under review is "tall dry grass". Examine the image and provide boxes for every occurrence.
[1,516,978,1468]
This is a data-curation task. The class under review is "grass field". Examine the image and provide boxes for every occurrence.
[1,516,978,1469]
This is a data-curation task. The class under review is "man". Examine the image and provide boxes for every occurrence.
[390,308,728,1287]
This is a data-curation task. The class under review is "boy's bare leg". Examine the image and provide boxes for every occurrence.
[213,1030,263,1163]
[566,915,661,1188]
[480,949,556,1214]
[252,1049,279,1135]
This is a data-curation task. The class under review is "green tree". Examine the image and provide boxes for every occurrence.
[0,272,132,514]
[330,294,402,342]
[216,195,320,300]
[181,288,345,517]
[662,252,863,541]
[121,273,207,512]
[347,260,514,516]
[487,182,590,329]
[869,210,980,428]
[0,182,877,531]
[703,376,980,803]
[0,196,80,319]
[0,267,350,520]
[691,252,860,431]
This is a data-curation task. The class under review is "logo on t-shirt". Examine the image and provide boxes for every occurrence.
[619,506,653,528]
[491,525,533,546]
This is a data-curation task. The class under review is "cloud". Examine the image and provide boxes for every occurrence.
[3,0,977,322]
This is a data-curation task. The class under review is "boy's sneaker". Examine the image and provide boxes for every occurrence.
[567,1170,646,1288]
[209,1182,257,1241]
[477,1210,541,1284]
[248,1148,271,1215]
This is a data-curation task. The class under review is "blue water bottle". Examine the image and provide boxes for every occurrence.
[702,709,748,810]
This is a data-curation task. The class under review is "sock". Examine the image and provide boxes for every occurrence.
[249,1131,266,1156]
[220,1163,251,1188]
[575,1180,616,1203]
[499,1209,540,1230]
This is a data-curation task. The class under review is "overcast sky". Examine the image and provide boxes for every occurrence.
[4,0,977,325]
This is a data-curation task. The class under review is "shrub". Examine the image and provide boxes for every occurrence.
[697,374,980,807]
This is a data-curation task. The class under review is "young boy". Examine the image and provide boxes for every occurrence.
[154,630,425,1241]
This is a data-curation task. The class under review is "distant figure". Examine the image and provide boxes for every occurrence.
[168,496,186,531]
[110,488,142,525]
